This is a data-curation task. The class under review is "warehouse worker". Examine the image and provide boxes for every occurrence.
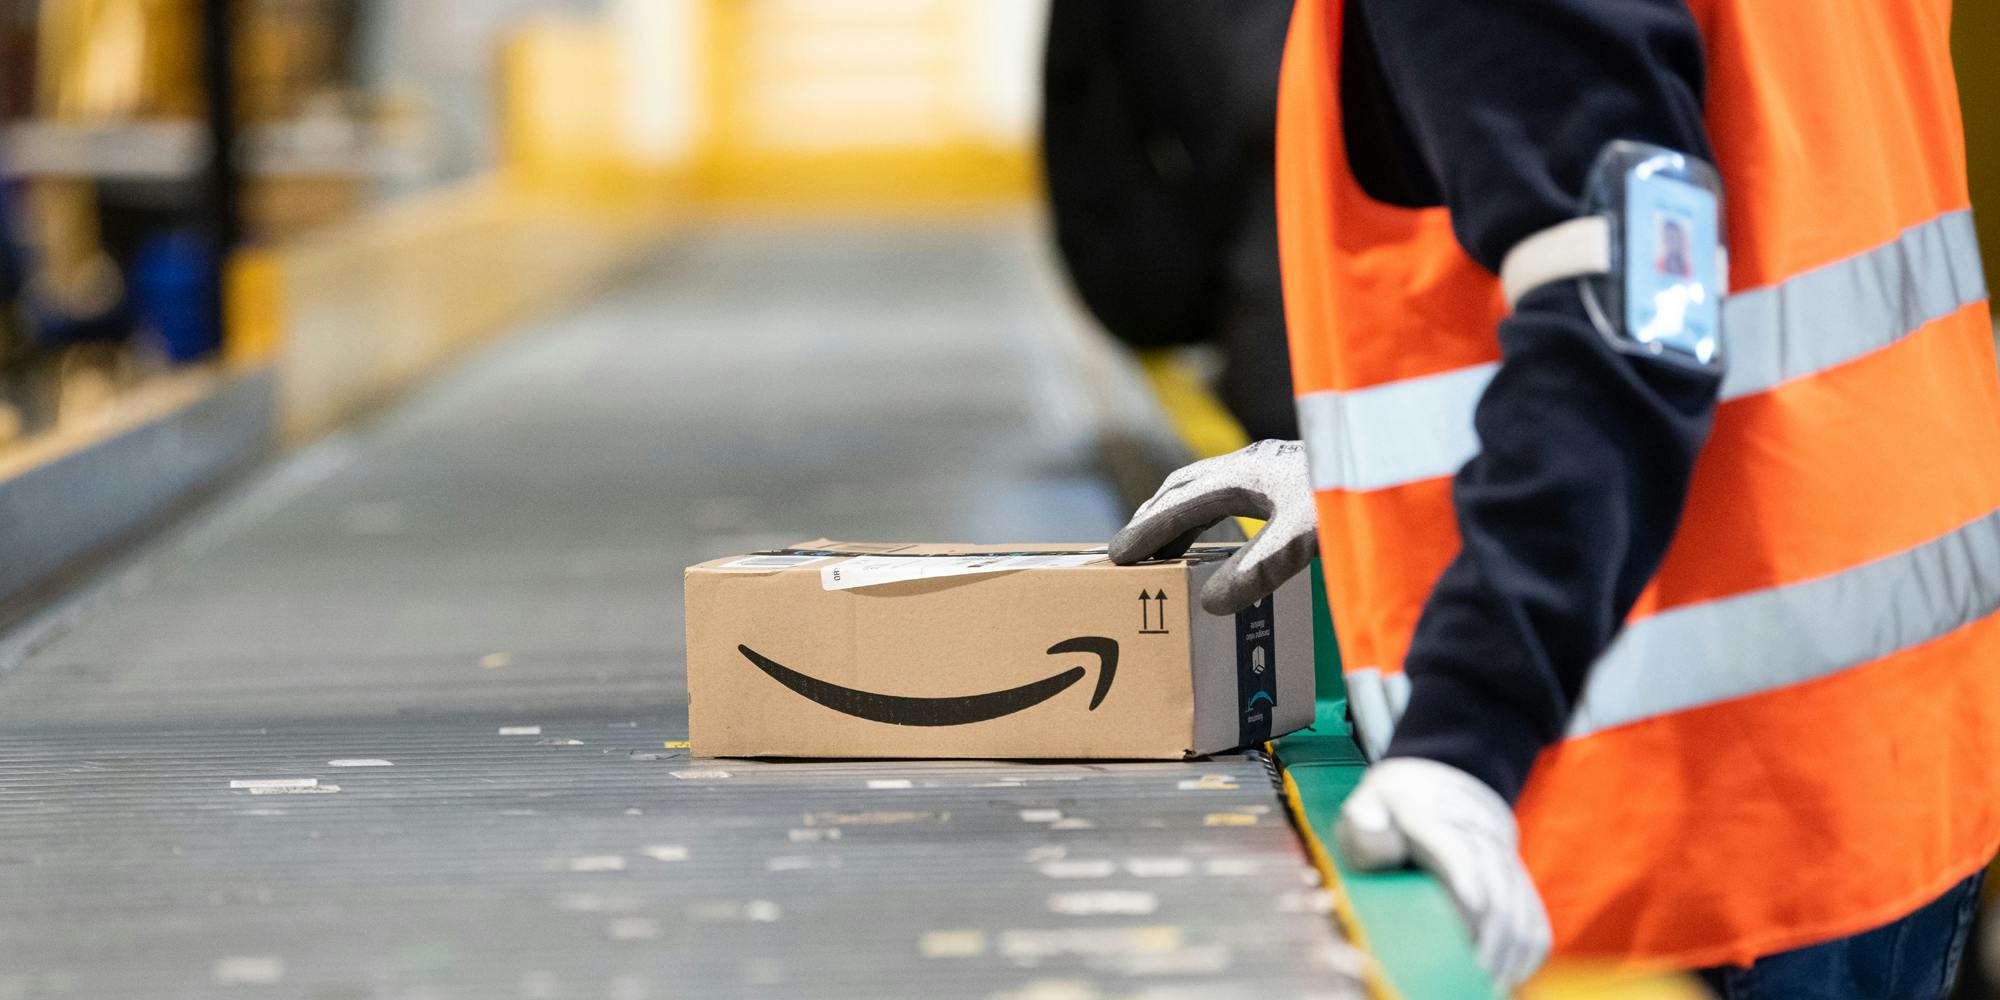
[1111,0,2000,994]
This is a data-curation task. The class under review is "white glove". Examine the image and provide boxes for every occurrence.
[1108,439,1318,615]
[1345,669,1412,762]
[1335,757,1551,993]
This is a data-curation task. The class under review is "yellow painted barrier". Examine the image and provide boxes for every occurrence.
[235,176,667,440]
[697,0,1036,211]
[498,0,1037,214]
[1136,349,1264,537]
[224,247,284,366]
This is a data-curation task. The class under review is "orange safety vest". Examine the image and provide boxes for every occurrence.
[1278,0,2000,969]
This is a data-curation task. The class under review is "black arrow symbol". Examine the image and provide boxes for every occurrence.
[1139,589,1171,634]
[738,637,1120,726]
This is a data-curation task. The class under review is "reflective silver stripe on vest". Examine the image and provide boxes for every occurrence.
[1297,362,1497,492]
[1566,504,2000,739]
[1297,209,1987,492]
[1720,209,1986,400]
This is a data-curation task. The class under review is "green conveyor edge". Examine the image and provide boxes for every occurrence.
[1269,560,1498,1000]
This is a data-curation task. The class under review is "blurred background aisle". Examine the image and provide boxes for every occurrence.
[0,214,1368,999]
[0,2,1996,998]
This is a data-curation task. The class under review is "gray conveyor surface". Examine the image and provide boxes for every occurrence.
[0,220,1365,999]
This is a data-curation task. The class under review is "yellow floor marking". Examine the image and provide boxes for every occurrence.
[1135,350,1264,537]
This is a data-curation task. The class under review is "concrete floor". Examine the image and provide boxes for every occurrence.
[0,219,1365,999]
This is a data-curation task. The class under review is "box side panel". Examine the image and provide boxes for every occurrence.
[1272,570,1318,736]
[1186,565,1319,754]
[685,567,855,756]
[683,569,717,751]
[686,563,1198,759]
[1188,560,1239,756]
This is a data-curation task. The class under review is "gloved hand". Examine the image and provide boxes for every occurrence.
[1108,439,1317,615]
[1336,757,1551,993]
[1346,669,1411,763]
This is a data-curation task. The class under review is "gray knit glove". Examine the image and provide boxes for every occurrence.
[1109,439,1319,615]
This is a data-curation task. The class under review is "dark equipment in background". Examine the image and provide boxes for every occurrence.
[0,0,378,443]
[1040,0,1297,441]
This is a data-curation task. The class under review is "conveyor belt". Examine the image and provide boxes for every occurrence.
[0,219,1366,998]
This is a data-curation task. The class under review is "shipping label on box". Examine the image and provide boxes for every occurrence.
[684,540,1315,759]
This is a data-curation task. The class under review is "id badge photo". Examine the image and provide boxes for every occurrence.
[1581,141,1727,370]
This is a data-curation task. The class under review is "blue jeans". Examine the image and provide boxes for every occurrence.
[1698,869,1985,1000]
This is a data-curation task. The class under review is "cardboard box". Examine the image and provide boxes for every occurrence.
[684,540,1315,759]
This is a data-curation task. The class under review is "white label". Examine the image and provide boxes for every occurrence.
[1124,857,1194,878]
[821,553,1102,591]
[1047,890,1159,916]
[213,956,285,985]
[718,554,831,570]
[606,917,660,940]
[920,930,988,958]
[1037,859,1117,879]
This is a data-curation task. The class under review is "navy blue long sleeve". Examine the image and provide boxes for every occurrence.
[1340,0,1727,801]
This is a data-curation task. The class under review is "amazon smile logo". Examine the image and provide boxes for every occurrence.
[737,637,1119,727]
